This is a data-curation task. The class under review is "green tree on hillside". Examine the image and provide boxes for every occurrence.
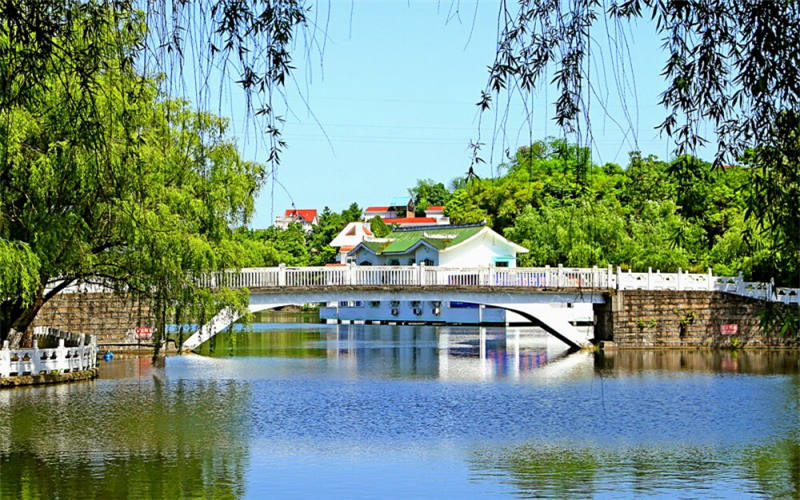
[746,111,800,285]
[370,216,392,238]
[409,179,451,215]
[0,8,262,346]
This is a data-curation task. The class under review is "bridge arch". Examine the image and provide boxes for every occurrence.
[181,289,601,351]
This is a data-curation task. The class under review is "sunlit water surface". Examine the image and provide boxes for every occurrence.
[0,321,798,499]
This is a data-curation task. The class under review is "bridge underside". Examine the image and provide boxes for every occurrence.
[180,287,609,352]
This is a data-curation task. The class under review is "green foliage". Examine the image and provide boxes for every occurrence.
[0,7,263,342]
[745,111,800,285]
[444,189,489,225]
[483,1,800,168]
[409,179,451,215]
[678,311,697,326]
[0,241,40,309]
[430,137,766,276]
[233,204,363,268]
[370,216,391,238]
[637,318,657,329]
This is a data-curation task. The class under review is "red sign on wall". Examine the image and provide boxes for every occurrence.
[135,326,153,339]
[720,324,738,335]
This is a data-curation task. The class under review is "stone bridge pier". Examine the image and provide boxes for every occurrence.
[593,290,799,348]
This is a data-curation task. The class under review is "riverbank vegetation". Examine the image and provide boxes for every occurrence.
[4,1,800,346]
[0,7,262,346]
[240,137,790,284]
[447,140,761,277]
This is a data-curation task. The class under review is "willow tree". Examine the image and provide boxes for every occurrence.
[0,7,263,344]
[482,1,800,163]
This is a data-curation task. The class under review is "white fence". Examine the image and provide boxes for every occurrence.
[0,337,97,378]
[196,264,800,305]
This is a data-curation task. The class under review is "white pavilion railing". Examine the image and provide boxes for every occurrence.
[195,264,800,305]
[0,333,97,378]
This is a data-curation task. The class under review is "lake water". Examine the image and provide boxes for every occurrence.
[0,322,798,498]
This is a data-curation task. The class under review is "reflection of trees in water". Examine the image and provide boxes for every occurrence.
[594,350,800,376]
[0,449,247,499]
[743,438,800,498]
[468,444,599,497]
[199,327,327,358]
[0,379,250,498]
[468,439,800,497]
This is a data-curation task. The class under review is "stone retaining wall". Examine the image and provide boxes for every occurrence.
[594,290,800,348]
[0,368,99,388]
[31,293,154,346]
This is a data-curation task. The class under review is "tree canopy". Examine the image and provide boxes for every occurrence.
[483,1,800,165]
[0,6,264,344]
[442,138,777,280]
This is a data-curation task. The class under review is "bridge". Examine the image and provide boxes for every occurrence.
[180,264,800,351]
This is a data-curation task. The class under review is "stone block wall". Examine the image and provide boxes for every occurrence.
[31,293,154,346]
[594,290,799,348]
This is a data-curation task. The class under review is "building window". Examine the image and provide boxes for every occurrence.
[389,259,400,266]
[408,258,416,265]
[422,258,435,266]
[495,261,509,268]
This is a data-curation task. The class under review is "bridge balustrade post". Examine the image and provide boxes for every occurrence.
[32,340,40,375]
[607,264,613,289]
[557,264,564,288]
[592,266,598,288]
[677,268,682,290]
[737,272,744,294]
[56,338,68,373]
[278,263,286,287]
[647,267,652,290]
[348,263,357,286]
[419,262,426,286]
[0,341,9,377]
[544,265,551,287]
[707,267,713,291]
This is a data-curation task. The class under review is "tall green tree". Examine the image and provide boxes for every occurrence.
[0,7,263,344]
[409,179,451,215]
[369,216,391,238]
[746,111,800,285]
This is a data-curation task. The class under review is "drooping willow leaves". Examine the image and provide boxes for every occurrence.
[484,0,800,165]
[0,4,265,343]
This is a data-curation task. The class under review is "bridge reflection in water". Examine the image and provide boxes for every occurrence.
[197,323,593,382]
[196,322,800,381]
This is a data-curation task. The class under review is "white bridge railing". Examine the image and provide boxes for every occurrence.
[197,264,800,305]
[0,337,97,378]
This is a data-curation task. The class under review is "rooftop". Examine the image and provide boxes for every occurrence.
[359,224,485,254]
[382,217,437,224]
[283,209,317,223]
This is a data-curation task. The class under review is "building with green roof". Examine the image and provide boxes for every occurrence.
[347,223,528,267]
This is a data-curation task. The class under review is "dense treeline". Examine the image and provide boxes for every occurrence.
[0,6,263,345]
[444,140,767,279]
[250,138,792,284]
[236,204,362,267]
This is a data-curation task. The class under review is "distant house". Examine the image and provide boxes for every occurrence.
[363,196,415,221]
[423,205,450,225]
[363,206,396,220]
[274,209,318,232]
[347,223,528,267]
[330,222,374,263]
[381,216,438,226]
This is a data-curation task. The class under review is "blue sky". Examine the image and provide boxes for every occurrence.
[201,1,702,227]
